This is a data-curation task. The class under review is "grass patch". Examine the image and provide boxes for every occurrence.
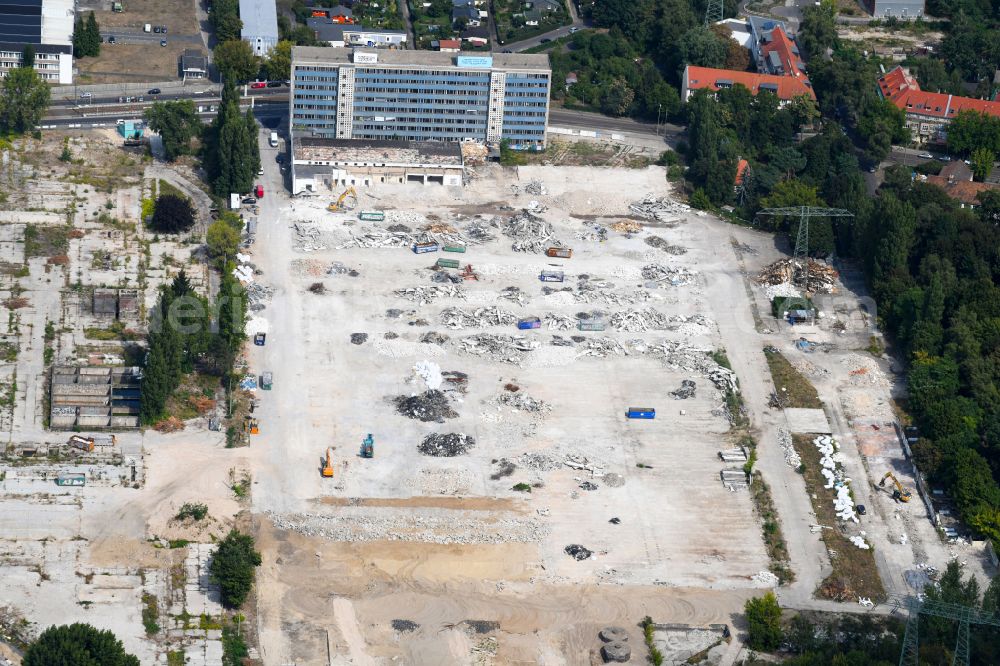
[750,470,795,584]
[166,650,184,666]
[0,340,17,362]
[199,613,223,630]
[866,335,885,357]
[158,179,186,200]
[511,482,532,493]
[222,624,249,666]
[641,616,665,666]
[176,502,208,521]
[168,539,190,549]
[710,349,733,370]
[141,592,160,635]
[23,224,70,258]
[229,468,251,499]
[763,348,822,409]
[792,434,885,602]
[83,321,141,341]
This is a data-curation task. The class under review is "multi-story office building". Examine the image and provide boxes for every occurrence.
[0,0,74,84]
[290,47,551,150]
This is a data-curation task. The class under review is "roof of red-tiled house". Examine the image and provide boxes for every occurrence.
[877,66,1000,120]
[760,28,806,78]
[925,176,999,205]
[684,65,815,100]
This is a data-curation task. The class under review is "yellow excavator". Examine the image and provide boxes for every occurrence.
[879,471,912,503]
[327,187,358,212]
[321,447,334,478]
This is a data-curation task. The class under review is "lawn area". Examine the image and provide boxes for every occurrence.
[763,347,823,409]
[792,434,885,602]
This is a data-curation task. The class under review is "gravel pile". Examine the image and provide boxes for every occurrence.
[419,433,475,456]
[394,390,457,422]
[564,544,593,560]
[267,509,547,544]
[350,333,368,345]
[392,620,419,632]
[670,380,697,399]
[645,235,686,255]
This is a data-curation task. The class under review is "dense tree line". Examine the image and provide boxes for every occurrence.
[73,11,101,58]
[144,100,203,162]
[203,82,260,196]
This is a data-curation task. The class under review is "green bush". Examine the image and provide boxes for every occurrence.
[209,530,262,609]
[176,502,208,521]
[745,592,782,651]
[23,624,139,666]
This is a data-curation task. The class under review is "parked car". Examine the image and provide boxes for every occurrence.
[540,37,551,43]
[160,39,167,47]
[251,81,267,89]
[937,155,952,162]
[242,196,257,205]
[918,152,933,159]
[254,333,266,346]
[857,504,867,516]
[266,80,283,87]
[153,25,161,33]
[161,26,168,34]
[107,35,116,43]
[147,87,161,95]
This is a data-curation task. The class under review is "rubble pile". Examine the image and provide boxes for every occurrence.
[576,337,630,358]
[419,331,450,345]
[576,225,609,243]
[645,235,687,255]
[440,306,517,329]
[339,228,413,249]
[629,195,689,222]
[610,220,643,234]
[496,391,551,413]
[244,283,273,312]
[492,286,526,306]
[394,389,457,422]
[458,334,539,363]
[394,285,465,304]
[465,217,498,243]
[350,333,368,345]
[610,309,670,332]
[756,258,839,293]
[575,277,653,306]
[543,313,576,330]
[430,271,463,284]
[517,452,563,471]
[418,433,475,457]
[764,283,802,300]
[641,263,698,287]
[670,380,697,399]
[777,428,800,467]
[666,314,715,337]
[523,180,548,196]
[500,211,562,253]
[813,435,859,523]
[293,222,327,252]
[564,544,593,560]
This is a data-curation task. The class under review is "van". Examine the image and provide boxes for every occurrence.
[269,132,279,148]
[144,23,152,32]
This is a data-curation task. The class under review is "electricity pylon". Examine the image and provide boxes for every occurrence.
[755,206,853,287]
[891,595,1000,666]
[705,0,724,25]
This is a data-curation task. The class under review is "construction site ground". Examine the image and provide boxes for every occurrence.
[0,128,994,665]
[245,153,995,663]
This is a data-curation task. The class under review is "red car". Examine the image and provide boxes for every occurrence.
[254,184,263,198]
[250,81,267,89]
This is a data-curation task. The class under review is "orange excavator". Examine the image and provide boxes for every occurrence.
[322,447,334,478]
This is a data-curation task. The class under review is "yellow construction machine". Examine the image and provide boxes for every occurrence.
[327,187,358,212]
[879,471,912,502]
[321,447,335,478]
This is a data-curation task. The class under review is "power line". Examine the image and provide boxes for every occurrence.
[755,206,853,287]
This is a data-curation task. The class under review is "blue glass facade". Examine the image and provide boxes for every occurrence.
[291,50,550,148]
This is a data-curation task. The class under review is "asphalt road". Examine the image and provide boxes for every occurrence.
[548,108,683,141]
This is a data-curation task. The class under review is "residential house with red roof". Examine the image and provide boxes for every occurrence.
[877,65,1000,144]
[681,65,815,104]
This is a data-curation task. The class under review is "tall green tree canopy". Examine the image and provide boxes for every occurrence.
[145,100,202,161]
[0,66,51,133]
[210,529,262,608]
[23,623,139,666]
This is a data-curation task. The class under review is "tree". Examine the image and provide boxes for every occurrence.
[977,189,1000,225]
[145,100,202,161]
[206,217,241,266]
[0,66,51,134]
[214,39,259,84]
[263,40,293,82]
[745,592,782,651]
[210,0,243,42]
[947,111,1000,157]
[798,0,837,60]
[970,147,995,182]
[210,529,262,608]
[600,77,634,116]
[677,26,727,71]
[23,623,139,666]
[21,44,35,69]
[85,12,101,57]
[150,194,196,233]
[245,108,261,177]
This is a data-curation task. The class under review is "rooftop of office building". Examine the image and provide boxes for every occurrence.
[293,138,464,165]
[292,46,550,71]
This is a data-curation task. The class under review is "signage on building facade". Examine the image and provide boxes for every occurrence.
[353,52,379,64]
[456,56,493,68]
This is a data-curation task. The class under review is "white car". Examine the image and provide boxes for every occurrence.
[918,152,933,159]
